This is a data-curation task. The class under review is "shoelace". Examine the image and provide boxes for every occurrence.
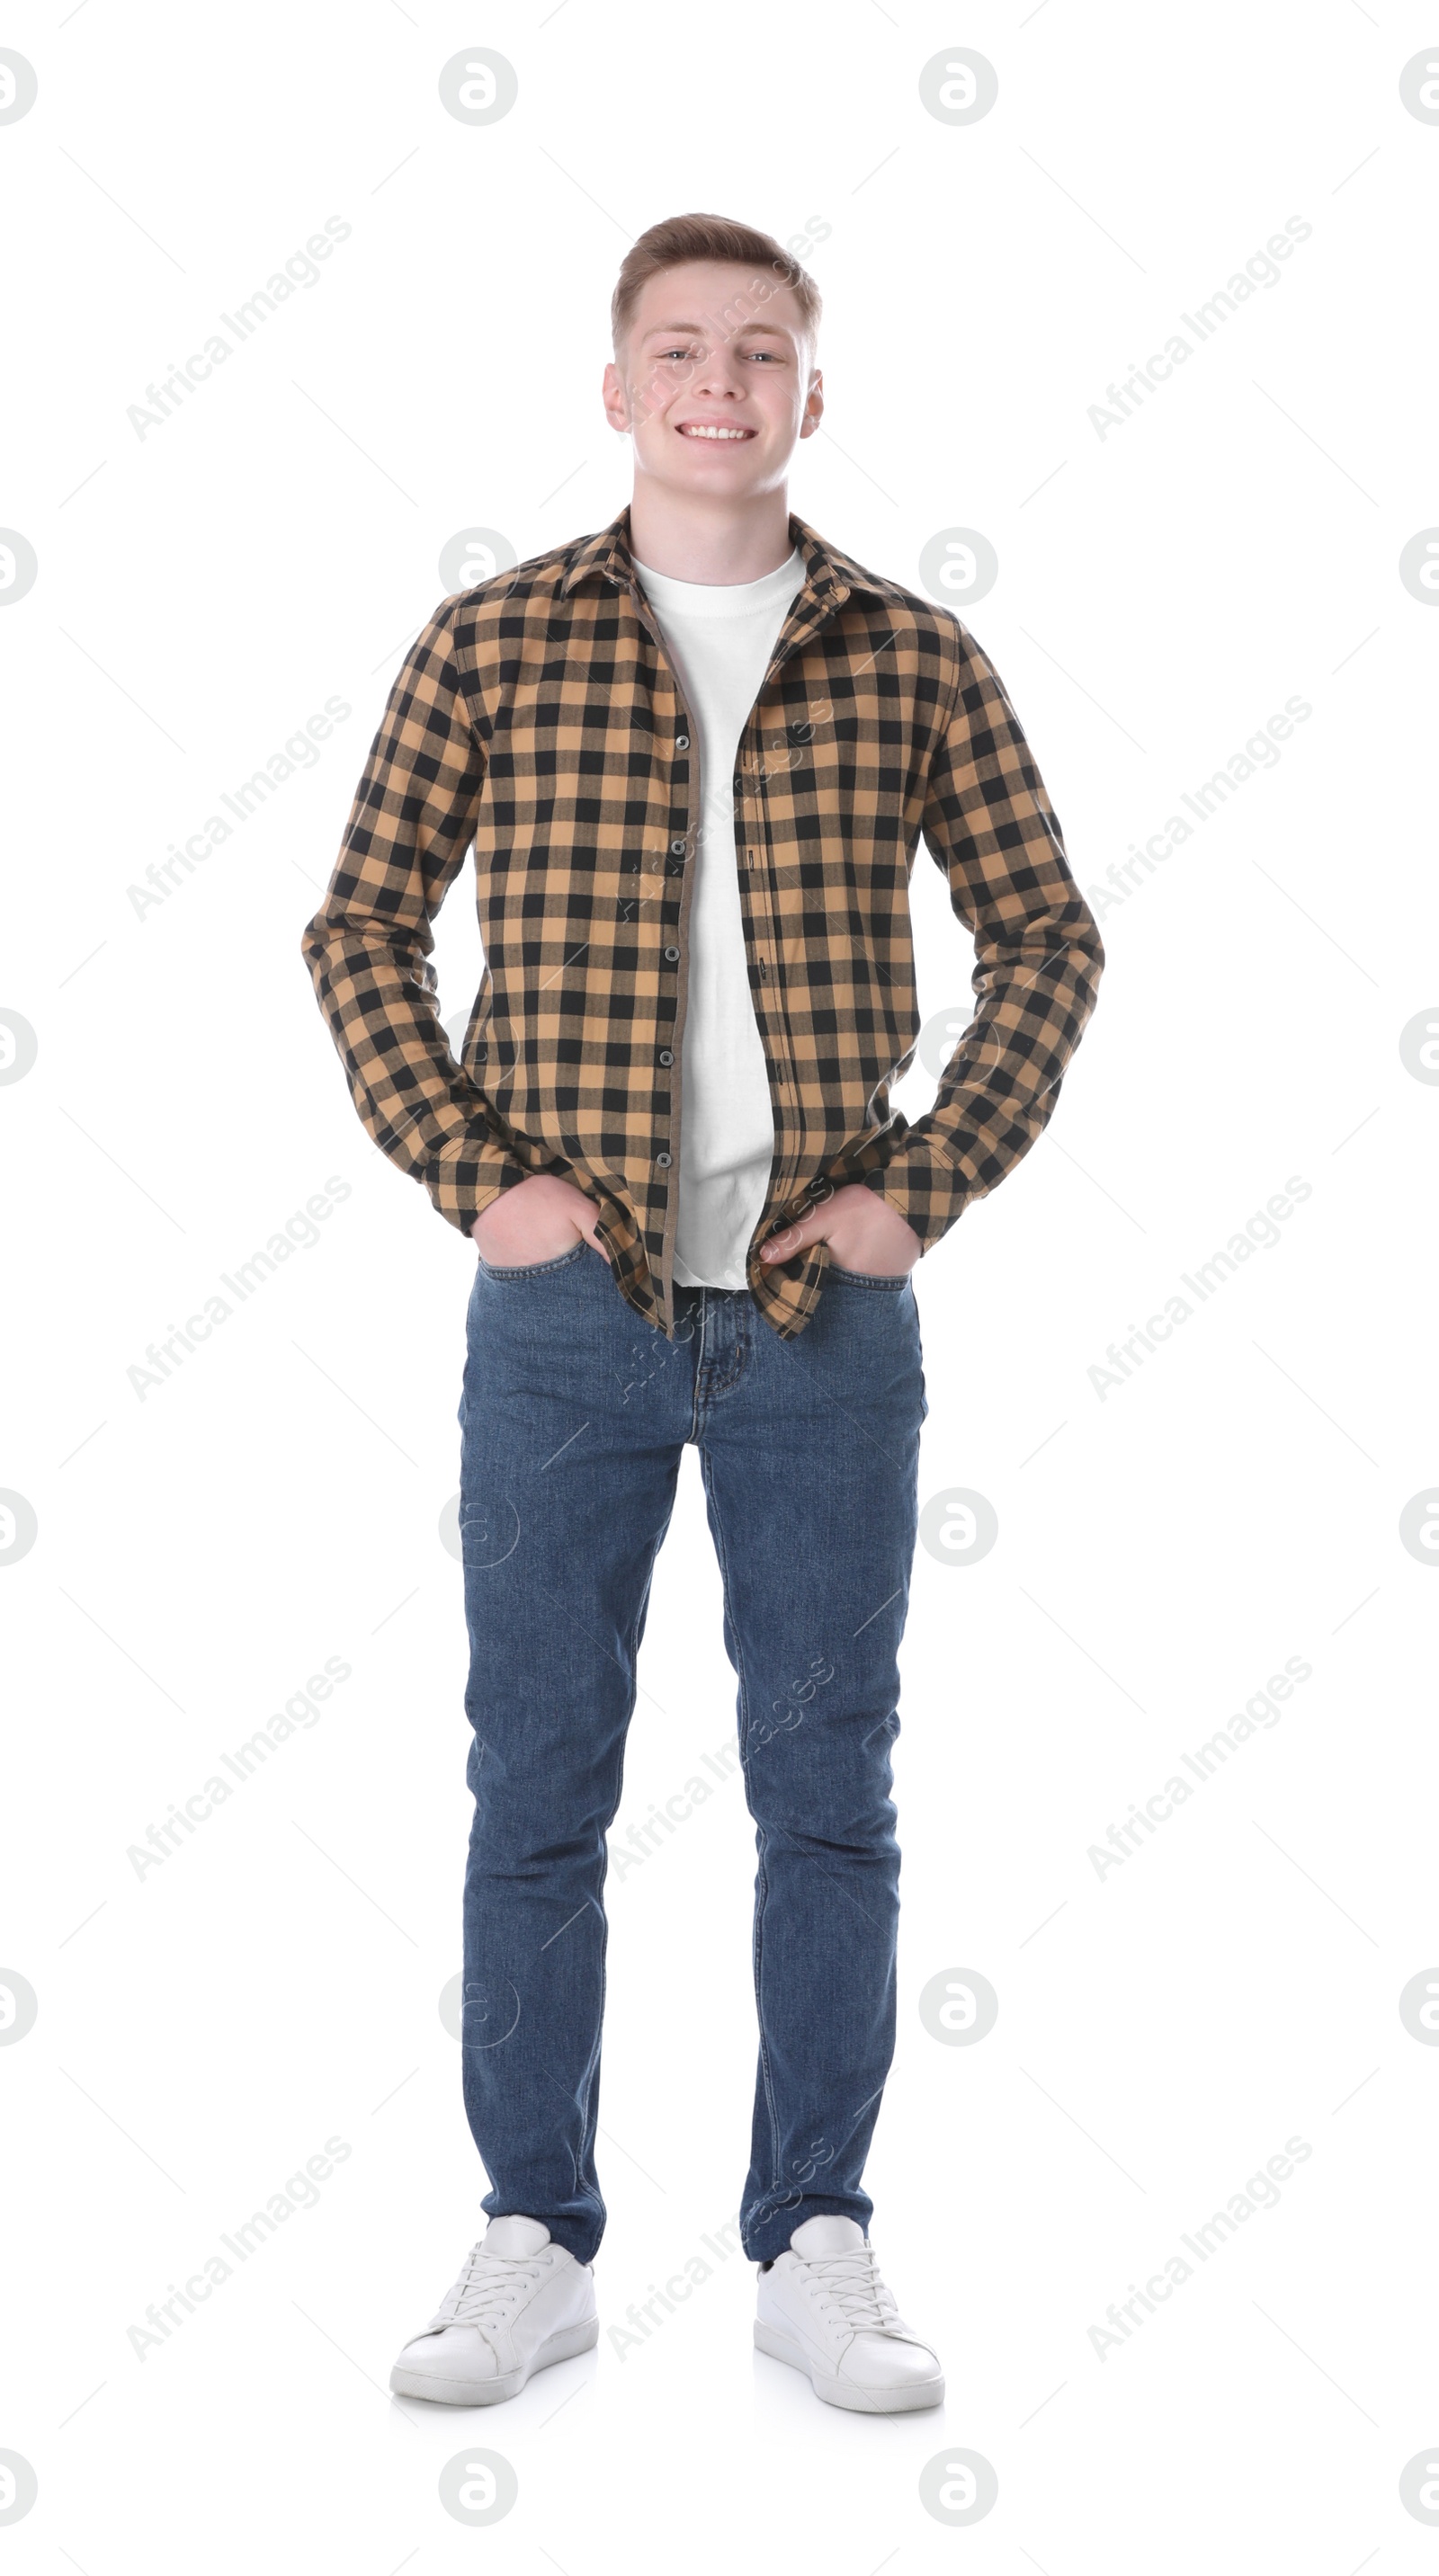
[429,2244,547,2331]
[797,2244,904,2333]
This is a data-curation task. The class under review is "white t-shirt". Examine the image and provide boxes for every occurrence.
[632,548,807,1290]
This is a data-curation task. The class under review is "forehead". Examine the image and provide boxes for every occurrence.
[628,260,809,345]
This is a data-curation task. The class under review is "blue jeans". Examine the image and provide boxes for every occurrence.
[457,1240,927,2266]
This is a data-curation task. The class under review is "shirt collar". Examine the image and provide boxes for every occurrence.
[559,504,899,615]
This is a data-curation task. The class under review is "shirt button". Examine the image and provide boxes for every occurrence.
[656,1151,673,1169]
[675,734,689,749]
[670,836,686,854]
[664,945,680,962]
[658,1049,673,1066]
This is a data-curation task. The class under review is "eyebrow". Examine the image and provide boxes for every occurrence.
[639,320,792,342]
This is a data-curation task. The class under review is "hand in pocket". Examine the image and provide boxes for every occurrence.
[471,1173,609,1266]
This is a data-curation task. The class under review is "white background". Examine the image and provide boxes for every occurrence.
[3,1,1437,2567]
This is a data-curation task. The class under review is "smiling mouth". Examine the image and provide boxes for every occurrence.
[676,423,756,441]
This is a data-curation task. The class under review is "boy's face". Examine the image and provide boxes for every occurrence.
[603,260,821,501]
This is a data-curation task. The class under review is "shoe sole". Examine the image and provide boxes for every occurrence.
[390,2315,599,2406]
[754,2319,944,2414]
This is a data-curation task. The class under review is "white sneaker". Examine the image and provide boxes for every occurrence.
[389,2215,598,2406]
[755,2215,944,2414]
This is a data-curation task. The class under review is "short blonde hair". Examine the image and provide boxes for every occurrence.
[612,210,821,359]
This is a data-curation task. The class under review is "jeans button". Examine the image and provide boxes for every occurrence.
[675,733,689,749]
[664,945,680,962]
[670,837,686,855]
[656,1151,673,1168]
[658,1049,673,1065]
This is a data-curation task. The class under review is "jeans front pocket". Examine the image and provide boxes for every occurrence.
[826,1261,912,1292]
[474,1239,591,1281]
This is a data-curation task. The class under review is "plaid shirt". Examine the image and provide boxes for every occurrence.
[301,505,1103,1340]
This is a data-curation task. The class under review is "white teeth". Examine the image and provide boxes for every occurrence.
[680,423,751,440]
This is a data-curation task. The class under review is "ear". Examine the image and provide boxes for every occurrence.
[602,359,632,436]
[800,370,824,440]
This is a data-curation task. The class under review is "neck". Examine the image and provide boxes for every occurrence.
[626,481,795,584]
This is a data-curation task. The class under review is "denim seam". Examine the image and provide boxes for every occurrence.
[827,1267,908,1291]
[700,1443,782,2205]
[576,1499,677,2219]
[686,1291,706,1443]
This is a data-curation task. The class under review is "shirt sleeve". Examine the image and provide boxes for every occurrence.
[862,621,1104,1250]
[300,604,532,1237]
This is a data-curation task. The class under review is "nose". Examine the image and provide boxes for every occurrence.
[690,346,746,401]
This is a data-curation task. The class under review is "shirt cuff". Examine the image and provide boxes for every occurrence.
[425,1136,535,1237]
[859,1140,980,1252]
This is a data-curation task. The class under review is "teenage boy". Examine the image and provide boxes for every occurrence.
[302,211,1103,2415]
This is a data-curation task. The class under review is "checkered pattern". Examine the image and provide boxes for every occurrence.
[301,506,1104,1340]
